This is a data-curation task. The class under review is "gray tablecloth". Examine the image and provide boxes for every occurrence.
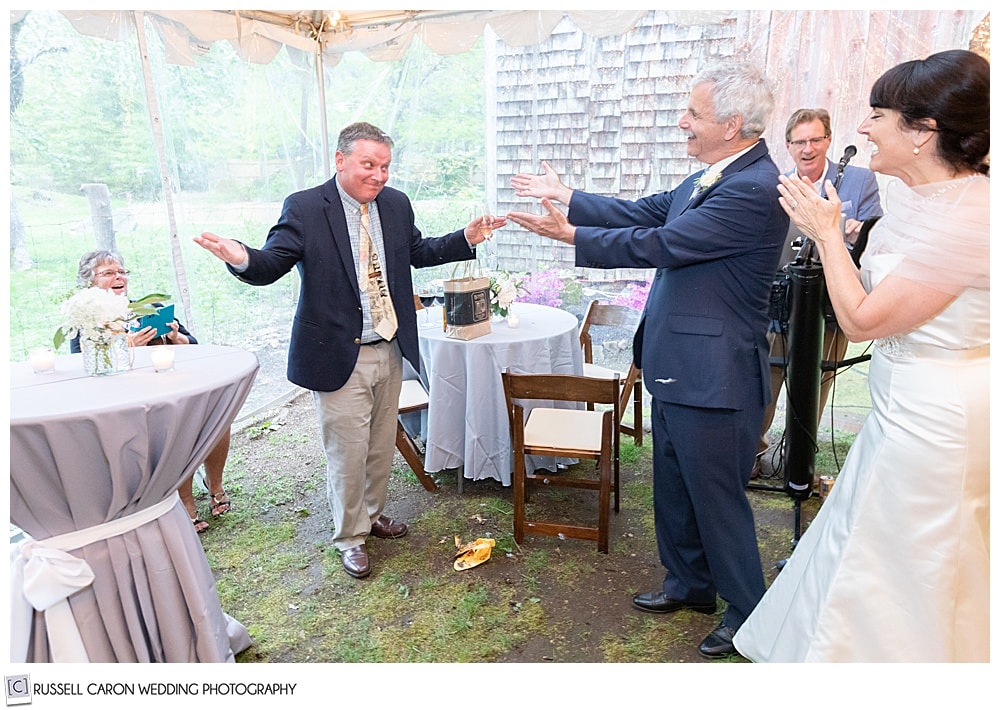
[417,303,583,485]
[10,344,258,662]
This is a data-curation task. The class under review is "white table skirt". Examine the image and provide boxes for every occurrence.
[10,344,258,662]
[417,303,584,486]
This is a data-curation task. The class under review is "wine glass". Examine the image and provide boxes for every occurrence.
[417,288,437,327]
[473,203,499,270]
[479,202,496,240]
[470,202,499,240]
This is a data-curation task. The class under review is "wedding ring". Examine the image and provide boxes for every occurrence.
[789,200,799,209]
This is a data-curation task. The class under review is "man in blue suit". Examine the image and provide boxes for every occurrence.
[509,62,787,658]
[755,108,883,478]
[195,122,499,579]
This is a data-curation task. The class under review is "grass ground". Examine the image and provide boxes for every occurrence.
[195,391,855,664]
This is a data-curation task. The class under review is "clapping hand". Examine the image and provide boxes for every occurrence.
[777,174,844,248]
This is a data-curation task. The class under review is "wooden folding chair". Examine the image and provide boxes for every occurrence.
[501,370,620,553]
[396,379,437,492]
[579,299,644,446]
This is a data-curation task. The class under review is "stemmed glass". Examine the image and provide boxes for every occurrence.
[417,288,437,327]
[473,202,499,270]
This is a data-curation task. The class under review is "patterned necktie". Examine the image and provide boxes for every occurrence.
[360,203,397,341]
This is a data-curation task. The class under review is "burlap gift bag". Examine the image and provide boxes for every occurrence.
[443,263,491,340]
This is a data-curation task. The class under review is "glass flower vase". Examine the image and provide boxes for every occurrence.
[81,332,131,376]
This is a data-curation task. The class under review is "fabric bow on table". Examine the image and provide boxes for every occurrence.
[9,492,180,663]
[10,539,95,662]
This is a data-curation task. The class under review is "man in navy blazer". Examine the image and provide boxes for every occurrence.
[195,122,498,579]
[756,108,883,477]
[509,62,787,658]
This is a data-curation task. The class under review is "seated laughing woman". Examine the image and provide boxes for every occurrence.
[72,250,233,533]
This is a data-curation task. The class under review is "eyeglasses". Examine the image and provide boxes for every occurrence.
[95,269,130,278]
[788,136,830,149]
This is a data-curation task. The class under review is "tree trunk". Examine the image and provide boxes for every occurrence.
[80,182,117,252]
[9,191,32,271]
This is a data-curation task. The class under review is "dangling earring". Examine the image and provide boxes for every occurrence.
[913,147,920,155]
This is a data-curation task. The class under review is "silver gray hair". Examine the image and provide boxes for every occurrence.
[692,62,774,139]
[77,249,124,287]
[336,122,394,155]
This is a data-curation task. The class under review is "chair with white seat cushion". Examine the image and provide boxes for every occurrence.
[501,370,620,553]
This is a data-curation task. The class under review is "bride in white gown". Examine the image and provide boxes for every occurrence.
[733,49,990,662]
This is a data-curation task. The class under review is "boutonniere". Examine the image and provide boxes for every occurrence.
[694,171,721,193]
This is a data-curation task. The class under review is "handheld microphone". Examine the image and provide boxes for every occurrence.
[837,145,857,171]
[832,145,857,193]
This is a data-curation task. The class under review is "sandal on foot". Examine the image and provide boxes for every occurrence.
[210,491,231,517]
[192,516,209,534]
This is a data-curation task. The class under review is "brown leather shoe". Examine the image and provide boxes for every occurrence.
[370,514,408,539]
[341,544,370,578]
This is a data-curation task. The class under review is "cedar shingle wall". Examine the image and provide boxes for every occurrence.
[492,10,737,281]
[489,9,983,281]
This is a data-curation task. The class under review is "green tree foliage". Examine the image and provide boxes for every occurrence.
[11,10,487,204]
[11,15,157,196]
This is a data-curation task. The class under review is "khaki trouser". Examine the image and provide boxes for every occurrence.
[312,339,402,551]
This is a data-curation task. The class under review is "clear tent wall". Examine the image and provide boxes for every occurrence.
[9,9,989,417]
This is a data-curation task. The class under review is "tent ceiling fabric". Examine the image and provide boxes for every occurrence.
[48,10,728,66]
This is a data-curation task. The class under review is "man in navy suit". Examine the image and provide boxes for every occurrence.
[509,62,787,658]
[195,122,499,579]
[755,108,883,478]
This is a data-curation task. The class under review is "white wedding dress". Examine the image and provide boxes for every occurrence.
[733,190,990,662]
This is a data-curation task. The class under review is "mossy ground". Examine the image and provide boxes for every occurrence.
[197,392,851,664]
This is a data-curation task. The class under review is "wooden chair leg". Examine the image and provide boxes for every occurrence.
[597,455,611,554]
[395,420,437,491]
[512,417,527,545]
[513,465,526,545]
[631,380,643,446]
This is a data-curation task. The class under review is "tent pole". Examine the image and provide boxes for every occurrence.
[132,10,194,329]
[315,40,331,179]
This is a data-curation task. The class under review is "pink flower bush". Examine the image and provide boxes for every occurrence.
[519,269,569,308]
[611,280,652,311]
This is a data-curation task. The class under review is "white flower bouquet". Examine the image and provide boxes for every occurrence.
[53,287,167,350]
[489,271,526,318]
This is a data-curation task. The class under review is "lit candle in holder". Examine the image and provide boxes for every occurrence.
[29,347,56,373]
[507,313,520,329]
[150,346,175,372]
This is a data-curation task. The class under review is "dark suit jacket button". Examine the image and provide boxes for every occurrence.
[354,338,361,345]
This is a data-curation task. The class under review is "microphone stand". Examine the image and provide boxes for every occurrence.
[780,239,825,545]
[783,166,848,513]
[748,159,870,553]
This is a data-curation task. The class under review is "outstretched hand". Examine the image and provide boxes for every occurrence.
[506,198,575,244]
[510,161,573,204]
[193,232,247,266]
[777,175,844,248]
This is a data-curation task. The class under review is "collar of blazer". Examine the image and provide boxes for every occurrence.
[323,181,406,297]
[321,180,359,292]
[682,139,771,212]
